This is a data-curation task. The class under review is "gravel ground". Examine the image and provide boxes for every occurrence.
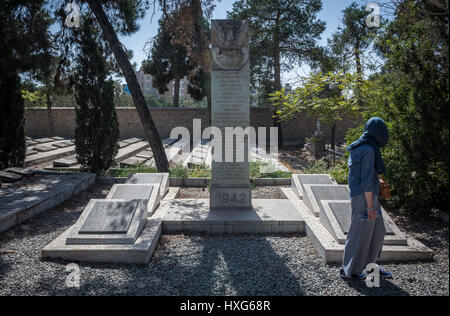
[178,187,288,199]
[0,184,448,296]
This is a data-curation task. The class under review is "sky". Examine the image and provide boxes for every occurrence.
[118,0,367,85]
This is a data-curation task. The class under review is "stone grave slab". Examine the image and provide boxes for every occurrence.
[26,140,37,146]
[34,138,54,144]
[66,199,147,245]
[120,157,147,168]
[302,184,350,216]
[5,168,35,178]
[281,187,432,263]
[106,184,161,215]
[292,174,334,199]
[0,171,22,183]
[51,136,65,141]
[34,144,56,152]
[126,173,169,198]
[319,200,407,246]
[26,150,38,156]
[53,158,78,168]
[121,138,141,145]
[119,141,131,149]
[162,138,178,148]
[136,151,153,160]
[52,141,73,148]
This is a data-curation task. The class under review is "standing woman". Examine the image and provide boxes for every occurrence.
[340,117,393,280]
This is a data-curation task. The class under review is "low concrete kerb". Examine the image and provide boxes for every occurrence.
[97,176,291,187]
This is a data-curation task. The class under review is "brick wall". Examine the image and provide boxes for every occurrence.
[25,107,360,145]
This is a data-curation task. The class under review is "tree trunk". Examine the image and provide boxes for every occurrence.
[273,35,283,147]
[331,122,336,166]
[173,77,180,107]
[87,0,169,172]
[46,91,55,136]
[354,41,363,107]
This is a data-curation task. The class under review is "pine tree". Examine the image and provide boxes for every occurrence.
[143,18,194,107]
[74,21,119,175]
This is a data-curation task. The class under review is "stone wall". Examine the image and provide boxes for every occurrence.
[25,107,360,145]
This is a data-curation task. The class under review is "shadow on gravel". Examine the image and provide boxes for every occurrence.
[344,278,411,296]
[187,234,306,296]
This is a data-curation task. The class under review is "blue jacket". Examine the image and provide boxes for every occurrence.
[348,144,380,197]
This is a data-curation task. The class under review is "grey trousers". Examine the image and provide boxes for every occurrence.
[342,193,386,276]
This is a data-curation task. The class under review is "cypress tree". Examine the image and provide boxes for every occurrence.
[74,21,119,175]
[0,0,51,169]
[0,64,26,169]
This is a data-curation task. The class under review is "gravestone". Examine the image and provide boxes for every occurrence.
[292,174,334,198]
[127,173,169,198]
[66,199,148,245]
[210,19,251,209]
[106,183,160,215]
[327,201,394,235]
[79,201,137,234]
[34,144,55,152]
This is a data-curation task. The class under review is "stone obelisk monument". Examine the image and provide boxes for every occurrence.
[210,20,251,209]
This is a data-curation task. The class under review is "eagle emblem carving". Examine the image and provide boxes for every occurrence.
[211,20,249,71]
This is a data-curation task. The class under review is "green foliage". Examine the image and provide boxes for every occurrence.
[329,161,349,185]
[250,162,292,179]
[302,158,348,184]
[74,21,120,175]
[302,158,330,174]
[327,2,382,75]
[142,18,196,107]
[0,71,26,169]
[270,71,376,123]
[228,0,325,93]
[343,0,449,215]
[0,0,52,169]
[22,90,47,108]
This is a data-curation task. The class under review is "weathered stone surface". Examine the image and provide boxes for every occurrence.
[327,201,394,235]
[52,141,73,148]
[136,151,153,159]
[120,157,147,168]
[162,199,304,234]
[33,144,56,152]
[53,158,78,168]
[108,185,153,201]
[210,19,251,209]
[126,173,169,198]
[4,168,35,178]
[34,138,54,144]
[292,174,334,198]
[0,173,95,233]
[106,184,161,215]
[0,171,22,183]
[79,201,139,234]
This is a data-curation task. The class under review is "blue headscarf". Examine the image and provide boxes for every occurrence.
[347,117,389,175]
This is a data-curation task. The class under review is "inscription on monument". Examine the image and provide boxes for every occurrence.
[210,19,251,209]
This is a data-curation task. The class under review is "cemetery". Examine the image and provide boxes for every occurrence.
[1,0,448,298]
